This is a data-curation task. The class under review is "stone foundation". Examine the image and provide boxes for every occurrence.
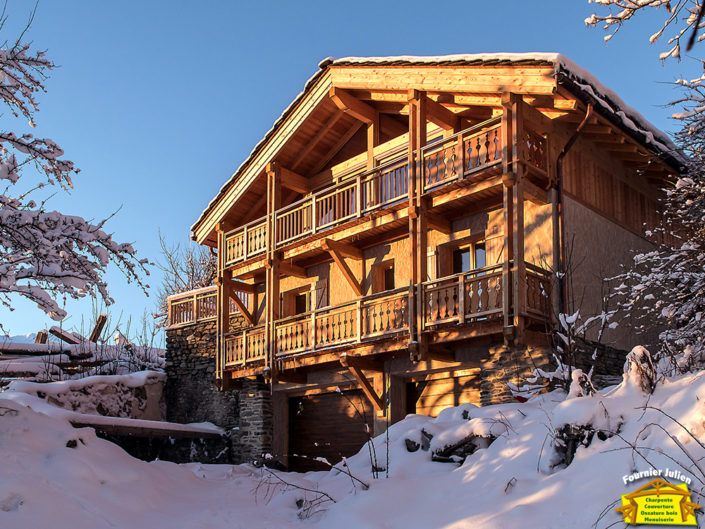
[165,316,274,464]
[165,317,242,429]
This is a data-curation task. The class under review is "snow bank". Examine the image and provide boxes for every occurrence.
[2,361,705,528]
[6,371,166,420]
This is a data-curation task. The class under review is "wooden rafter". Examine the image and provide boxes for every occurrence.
[279,261,308,278]
[310,121,363,174]
[339,353,384,412]
[425,96,460,131]
[522,178,548,205]
[321,238,362,296]
[230,292,255,326]
[279,166,311,194]
[291,110,344,171]
[321,238,362,259]
[230,278,256,294]
[426,211,452,234]
[329,87,378,124]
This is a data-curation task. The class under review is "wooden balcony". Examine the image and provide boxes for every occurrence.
[166,286,248,328]
[161,261,554,373]
[222,117,504,269]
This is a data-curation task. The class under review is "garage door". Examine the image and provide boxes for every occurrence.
[289,389,372,472]
[406,373,481,417]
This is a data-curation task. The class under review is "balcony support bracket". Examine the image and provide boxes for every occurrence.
[230,292,255,326]
[340,353,385,415]
[322,239,363,296]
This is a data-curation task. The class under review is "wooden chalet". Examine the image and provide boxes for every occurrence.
[167,54,681,470]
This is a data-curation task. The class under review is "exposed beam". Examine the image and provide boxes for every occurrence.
[230,292,255,326]
[323,240,363,296]
[321,238,363,259]
[339,355,384,412]
[291,110,343,171]
[522,178,548,205]
[310,121,363,174]
[230,278,256,294]
[329,87,378,124]
[426,211,452,234]
[425,346,456,363]
[279,261,308,279]
[380,114,409,137]
[239,188,268,225]
[34,330,48,344]
[275,371,308,384]
[595,142,640,153]
[453,94,503,107]
[339,353,384,371]
[279,166,311,194]
[425,96,460,131]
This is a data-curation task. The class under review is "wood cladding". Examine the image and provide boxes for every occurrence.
[407,374,481,417]
[562,140,660,237]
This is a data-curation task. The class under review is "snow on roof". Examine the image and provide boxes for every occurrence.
[191,53,683,240]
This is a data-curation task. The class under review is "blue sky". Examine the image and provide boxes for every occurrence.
[0,1,695,338]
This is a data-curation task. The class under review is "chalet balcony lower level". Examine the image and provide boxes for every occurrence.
[167,262,552,376]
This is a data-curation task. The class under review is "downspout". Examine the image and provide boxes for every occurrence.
[554,103,593,315]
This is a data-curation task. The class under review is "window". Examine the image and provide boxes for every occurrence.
[281,279,326,318]
[294,291,310,315]
[371,260,395,294]
[383,266,395,291]
[437,236,487,277]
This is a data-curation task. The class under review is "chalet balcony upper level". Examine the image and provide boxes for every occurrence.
[220,117,526,274]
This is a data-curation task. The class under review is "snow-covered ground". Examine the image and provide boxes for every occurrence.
[1,357,704,528]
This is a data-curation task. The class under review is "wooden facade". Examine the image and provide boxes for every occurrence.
[170,55,680,469]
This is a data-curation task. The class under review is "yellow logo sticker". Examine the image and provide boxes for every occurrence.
[616,478,701,525]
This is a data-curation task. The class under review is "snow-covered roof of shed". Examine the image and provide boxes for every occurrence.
[192,53,683,241]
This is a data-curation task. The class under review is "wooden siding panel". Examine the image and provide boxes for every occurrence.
[408,374,480,417]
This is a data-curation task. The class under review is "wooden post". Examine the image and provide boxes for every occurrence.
[265,163,282,384]
[512,98,526,344]
[501,94,516,339]
[408,90,428,357]
[215,222,230,385]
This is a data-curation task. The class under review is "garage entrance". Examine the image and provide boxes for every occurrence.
[288,389,372,472]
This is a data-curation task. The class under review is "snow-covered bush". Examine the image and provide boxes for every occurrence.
[587,0,704,375]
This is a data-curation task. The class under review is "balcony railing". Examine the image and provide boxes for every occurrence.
[224,324,267,366]
[167,286,248,327]
[525,262,552,317]
[421,264,504,327]
[421,117,503,192]
[273,287,409,357]
[222,118,505,268]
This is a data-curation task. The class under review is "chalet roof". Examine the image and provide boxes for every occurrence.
[191,53,683,243]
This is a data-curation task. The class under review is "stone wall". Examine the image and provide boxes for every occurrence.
[165,315,274,464]
[238,379,273,463]
[165,316,243,429]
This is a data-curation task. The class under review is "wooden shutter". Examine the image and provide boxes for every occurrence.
[314,279,328,309]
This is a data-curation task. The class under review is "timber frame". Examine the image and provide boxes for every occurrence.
[170,55,681,453]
